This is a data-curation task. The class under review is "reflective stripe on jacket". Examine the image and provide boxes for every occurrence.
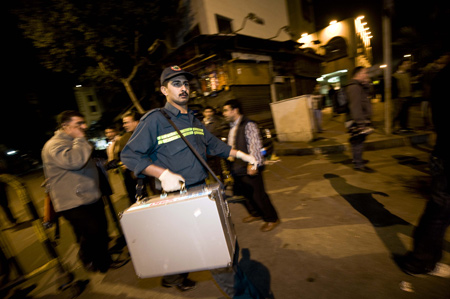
[121,102,231,186]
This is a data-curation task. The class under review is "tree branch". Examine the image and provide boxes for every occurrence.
[98,62,121,81]
[125,58,146,82]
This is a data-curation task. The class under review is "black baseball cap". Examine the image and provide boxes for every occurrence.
[160,65,194,85]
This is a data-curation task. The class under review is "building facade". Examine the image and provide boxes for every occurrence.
[163,34,322,127]
[160,0,322,128]
[298,17,373,90]
[151,2,374,129]
[74,86,103,126]
[186,0,312,41]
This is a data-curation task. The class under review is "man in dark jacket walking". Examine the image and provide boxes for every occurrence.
[223,99,280,232]
[346,66,374,173]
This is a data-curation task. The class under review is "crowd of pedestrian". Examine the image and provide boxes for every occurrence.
[3,53,448,298]
[30,65,278,297]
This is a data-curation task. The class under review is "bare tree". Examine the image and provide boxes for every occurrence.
[15,0,191,113]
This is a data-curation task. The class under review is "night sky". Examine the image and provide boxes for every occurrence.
[314,0,450,65]
[5,5,78,156]
[4,1,447,156]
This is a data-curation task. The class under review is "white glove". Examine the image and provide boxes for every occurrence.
[158,169,185,192]
[236,151,258,170]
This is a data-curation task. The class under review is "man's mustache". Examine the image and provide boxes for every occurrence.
[179,92,189,97]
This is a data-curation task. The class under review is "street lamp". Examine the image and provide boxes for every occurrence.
[233,13,265,34]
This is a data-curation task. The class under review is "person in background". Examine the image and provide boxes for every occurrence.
[346,66,374,173]
[398,53,450,278]
[104,125,120,163]
[420,53,450,129]
[328,84,338,117]
[223,99,280,232]
[312,84,324,133]
[202,106,228,138]
[0,183,17,226]
[41,110,122,273]
[116,111,146,204]
[0,155,17,226]
[392,59,413,134]
[202,106,229,181]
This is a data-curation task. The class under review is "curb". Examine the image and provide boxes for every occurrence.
[274,133,432,156]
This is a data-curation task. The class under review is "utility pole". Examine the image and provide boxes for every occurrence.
[383,0,394,135]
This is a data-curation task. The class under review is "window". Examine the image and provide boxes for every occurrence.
[324,36,348,62]
[216,14,232,34]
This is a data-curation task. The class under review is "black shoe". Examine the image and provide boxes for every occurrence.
[84,262,99,273]
[8,284,36,299]
[95,257,130,273]
[162,278,197,292]
[109,258,130,270]
[398,258,433,277]
[354,166,375,173]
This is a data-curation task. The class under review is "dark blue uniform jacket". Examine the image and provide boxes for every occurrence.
[121,102,231,186]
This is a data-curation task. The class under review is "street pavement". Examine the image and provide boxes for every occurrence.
[1,101,449,299]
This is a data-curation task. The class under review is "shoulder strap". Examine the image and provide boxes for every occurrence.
[160,109,224,190]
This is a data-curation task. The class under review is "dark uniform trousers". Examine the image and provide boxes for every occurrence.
[234,170,278,222]
[60,199,111,272]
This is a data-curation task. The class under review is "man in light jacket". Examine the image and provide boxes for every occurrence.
[42,110,113,273]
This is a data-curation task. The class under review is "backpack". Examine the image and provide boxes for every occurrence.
[335,88,349,114]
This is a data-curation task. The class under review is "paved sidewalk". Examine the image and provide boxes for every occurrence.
[11,145,447,299]
[3,99,447,299]
[274,100,433,156]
